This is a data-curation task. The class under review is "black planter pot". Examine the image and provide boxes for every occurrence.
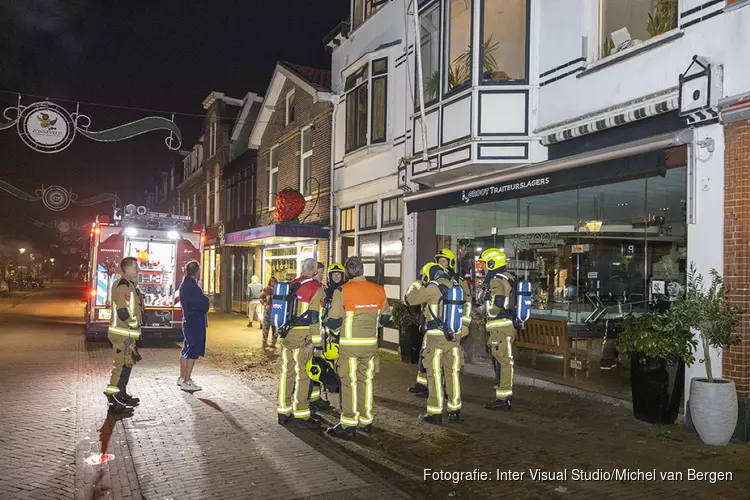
[399,325,422,364]
[630,352,685,424]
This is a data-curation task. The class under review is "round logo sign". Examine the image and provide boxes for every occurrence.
[17,102,76,153]
[56,220,72,234]
[42,185,72,211]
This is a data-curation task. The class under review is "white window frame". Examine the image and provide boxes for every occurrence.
[351,0,389,31]
[285,90,296,126]
[269,146,279,210]
[343,57,388,155]
[300,126,313,199]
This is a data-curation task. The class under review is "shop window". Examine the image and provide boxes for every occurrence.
[285,90,296,126]
[359,202,377,230]
[481,0,527,82]
[600,0,677,59]
[381,196,402,226]
[445,0,472,93]
[420,4,441,104]
[300,127,313,197]
[352,0,388,30]
[340,207,356,233]
[345,60,388,153]
[269,147,278,209]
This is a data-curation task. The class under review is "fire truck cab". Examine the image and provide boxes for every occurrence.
[84,204,204,341]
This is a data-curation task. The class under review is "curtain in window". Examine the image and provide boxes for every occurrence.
[371,77,387,143]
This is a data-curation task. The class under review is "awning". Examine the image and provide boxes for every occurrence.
[224,223,329,246]
[404,130,693,214]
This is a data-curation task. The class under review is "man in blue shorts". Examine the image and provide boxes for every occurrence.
[178,261,209,392]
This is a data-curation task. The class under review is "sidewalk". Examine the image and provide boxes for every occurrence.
[199,312,750,500]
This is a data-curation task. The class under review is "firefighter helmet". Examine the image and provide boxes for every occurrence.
[324,335,340,361]
[435,248,457,273]
[478,248,507,272]
[420,262,448,284]
[306,357,322,383]
[328,262,346,283]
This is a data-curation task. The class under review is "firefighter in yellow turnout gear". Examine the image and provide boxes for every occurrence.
[326,257,391,439]
[405,262,467,425]
[104,257,144,415]
[408,248,471,397]
[478,248,516,411]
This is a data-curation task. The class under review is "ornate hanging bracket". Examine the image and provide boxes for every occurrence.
[1,98,182,153]
[0,180,121,212]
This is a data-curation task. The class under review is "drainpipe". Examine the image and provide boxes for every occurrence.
[411,0,429,162]
[327,94,337,265]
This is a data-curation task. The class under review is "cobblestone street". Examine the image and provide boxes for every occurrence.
[1,284,750,500]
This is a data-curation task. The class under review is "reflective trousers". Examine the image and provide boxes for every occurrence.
[105,332,134,395]
[277,332,313,419]
[424,344,463,414]
[415,347,427,386]
[488,326,516,401]
[337,351,379,428]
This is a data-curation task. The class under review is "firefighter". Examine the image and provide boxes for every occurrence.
[477,248,515,411]
[326,257,391,439]
[104,257,143,414]
[408,248,471,396]
[309,262,346,410]
[277,258,326,428]
[405,262,466,425]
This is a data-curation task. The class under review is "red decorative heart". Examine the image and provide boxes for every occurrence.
[274,188,306,222]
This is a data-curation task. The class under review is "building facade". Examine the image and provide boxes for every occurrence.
[223,63,333,288]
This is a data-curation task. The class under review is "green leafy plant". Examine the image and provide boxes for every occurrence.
[391,301,422,332]
[601,36,615,58]
[647,0,678,37]
[662,264,743,382]
[423,36,502,99]
[617,309,696,365]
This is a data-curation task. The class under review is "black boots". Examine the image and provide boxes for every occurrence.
[278,414,292,426]
[310,399,331,411]
[358,424,372,434]
[327,423,356,439]
[293,418,321,429]
[419,413,443,425]
[448,411,460,423]
[484,399,512,411]
[120,393,140,406]
[106,394,134,415]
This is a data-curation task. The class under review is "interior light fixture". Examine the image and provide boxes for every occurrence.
[584,220,603,233]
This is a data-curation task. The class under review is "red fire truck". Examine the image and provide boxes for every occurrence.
[84,205,204,341]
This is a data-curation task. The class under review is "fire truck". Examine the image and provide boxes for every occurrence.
[84,204,204,341]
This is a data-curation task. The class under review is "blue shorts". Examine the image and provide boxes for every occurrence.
[181,329,206,360]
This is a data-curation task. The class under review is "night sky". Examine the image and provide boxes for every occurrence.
[0,0,348,250]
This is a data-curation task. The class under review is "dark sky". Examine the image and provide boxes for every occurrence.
[0,0,348,249]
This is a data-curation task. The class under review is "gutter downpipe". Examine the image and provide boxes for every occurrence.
[327,93,337,265]
[412,0,430,162]
[403,129,694,204]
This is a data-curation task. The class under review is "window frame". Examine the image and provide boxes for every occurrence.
[340,206,356,234]
[443,0,473,97]
[381,196,403,227]
[300,126,313,198]
[358,201,378,231]
[351,0,389,32]
[416,1,442,109]
[343,58,389,154]
[285,90,296,126]
[269,146,279,210]
[479,0,531,85]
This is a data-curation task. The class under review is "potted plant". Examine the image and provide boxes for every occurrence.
[391,301,422,364]
[663,265,742,445]
[424,36,502,99]
[617,308,695,424]
[647,0,678,37]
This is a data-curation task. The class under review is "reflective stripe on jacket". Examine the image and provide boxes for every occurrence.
[109,278,142,339]
[329,276,389,348]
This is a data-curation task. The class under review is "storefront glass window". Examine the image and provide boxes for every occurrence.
[436,161,687,395]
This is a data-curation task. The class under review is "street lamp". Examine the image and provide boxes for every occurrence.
[19,248,26,254]
[50,258,55,263]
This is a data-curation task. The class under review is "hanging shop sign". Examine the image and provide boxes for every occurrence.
[1,181,121,212]
[1,98,182,154]
[406,151,667,214]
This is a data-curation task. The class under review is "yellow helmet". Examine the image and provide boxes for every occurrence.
[435,248,456,273]
[324,336,340,361]
[328,262,346,283]
[306,358,322,383]
[420,262,448,284]
[478,248,507,272]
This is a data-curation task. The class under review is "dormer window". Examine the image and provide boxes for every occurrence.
[285,90,296,126]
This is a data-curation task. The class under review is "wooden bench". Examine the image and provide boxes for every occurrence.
[515,318,591,379]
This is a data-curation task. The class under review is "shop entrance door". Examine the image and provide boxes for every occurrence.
[358,230,402,349]
[231,249,251,314]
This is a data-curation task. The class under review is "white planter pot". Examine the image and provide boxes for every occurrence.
[689,378,738,446]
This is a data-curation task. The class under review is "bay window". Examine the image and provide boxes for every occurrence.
[445,0,472,93]
[420,4,441,103]
[345,58,388,153]
[481,0,528,82]
[600,0,678,58]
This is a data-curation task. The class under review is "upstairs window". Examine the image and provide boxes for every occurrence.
[352,0,389,30]
[381,196,403,226]
[344,58,388,154]
[340,207,356,233]
[285,90,296,126]
[359,202,377,230]
[600,0,677,58]
[481,0,528,82]
[445,0,472,93]
[300,127,313,197]
[420,4,441,104]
